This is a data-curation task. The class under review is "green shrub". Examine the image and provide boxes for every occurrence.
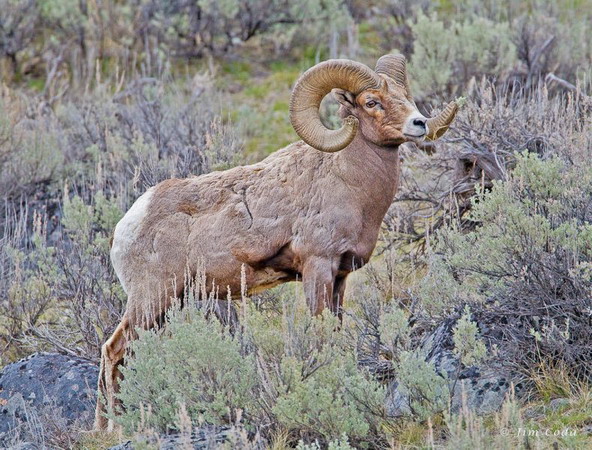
[116,304,259,433]
[453,306,487,368]
[273,349,383,442]
[409,13,516,97]
[421,151,592,375]
[395,350,449,421]
[379,305,412,358]
[251,298,386,445]
[115,297,385,442]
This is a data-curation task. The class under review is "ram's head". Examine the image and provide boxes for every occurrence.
[289,54,458,152]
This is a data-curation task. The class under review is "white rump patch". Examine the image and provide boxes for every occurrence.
[111,188,154,292]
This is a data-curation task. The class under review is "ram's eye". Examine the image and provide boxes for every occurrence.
[365,100,377,108]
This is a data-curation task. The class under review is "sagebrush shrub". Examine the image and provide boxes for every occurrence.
[452,306,487,368]
[116,294,387,443]
[0,98,64,201]
[250,299,386,445]
[272,349,383,442]
[378,305,411,357]
[394,349,449,421]
[116,304,259,433]
[409,13,516,97]
[421,151,592,375]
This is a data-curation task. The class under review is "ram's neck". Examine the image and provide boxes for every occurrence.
[334,133,401,218]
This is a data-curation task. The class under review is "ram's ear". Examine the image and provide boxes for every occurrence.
[332,88,356,110]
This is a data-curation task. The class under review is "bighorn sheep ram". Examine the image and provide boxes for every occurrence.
[95,54,458,430]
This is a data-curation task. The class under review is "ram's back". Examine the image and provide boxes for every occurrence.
[110,141,337,295]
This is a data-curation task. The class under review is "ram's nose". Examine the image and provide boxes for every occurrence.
[412,118,427,129]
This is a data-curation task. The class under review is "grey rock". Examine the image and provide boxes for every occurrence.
[386,318,520,418]
[0,352,98,447]
[450,372,512,415]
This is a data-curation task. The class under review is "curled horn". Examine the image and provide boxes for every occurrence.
[426,101,459,140]
[290,59,381,152]
[375,54,414,104]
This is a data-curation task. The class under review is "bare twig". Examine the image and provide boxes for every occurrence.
[545,73,576,92]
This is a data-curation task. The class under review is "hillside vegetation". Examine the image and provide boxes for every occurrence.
[1,0,591,448]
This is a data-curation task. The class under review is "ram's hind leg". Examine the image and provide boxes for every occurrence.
[94,313,132,431]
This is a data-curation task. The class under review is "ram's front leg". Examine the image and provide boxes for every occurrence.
[331,275,348,321]
[302,256,336,315]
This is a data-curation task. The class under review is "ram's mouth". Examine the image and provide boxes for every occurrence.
[404,132,426,139]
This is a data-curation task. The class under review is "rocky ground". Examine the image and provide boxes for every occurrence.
[0,353,98,448]
[0,354,251,449]
[385,317,521,418]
